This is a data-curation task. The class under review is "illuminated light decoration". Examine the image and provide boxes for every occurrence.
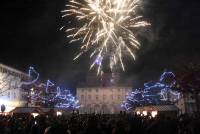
[20,66,39,86]
[54,88,80,109]
[56,111,62,116]
[29,83,80,109]
[121,101,132,111]
[151,111,158,118]
[136,111,140,115]
[142,111,147,116]
[62,0,150,74]
[30,87,80,109]
[45,80,55,93]
[31,113,39,118]
[25,66,80,109]
[122,71,181,111]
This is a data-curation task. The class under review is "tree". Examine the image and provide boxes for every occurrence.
[28,81,80,109]
[122,71,181,111]
[176,63,200,112]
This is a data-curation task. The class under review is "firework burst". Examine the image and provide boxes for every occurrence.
[61,0,150,74]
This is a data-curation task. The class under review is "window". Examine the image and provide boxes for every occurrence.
[13,92,16,99]
[96,89,98,92]
[88,95,91,100]
[96,95,99,100]
[118,95,120,100]
[110,95,113,100]
[81,95,84,100]
[118,88,120,92]
[8,92,10,98]
[103,95,106,100]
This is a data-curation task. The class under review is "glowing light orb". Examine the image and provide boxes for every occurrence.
[31,113,39,118]
[136,111,140,115]
[56,111,62,116]
[151,111,158,118]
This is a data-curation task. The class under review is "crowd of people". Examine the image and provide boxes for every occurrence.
[0,112,200,134]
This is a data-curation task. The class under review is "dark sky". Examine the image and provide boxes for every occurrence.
[0,0,200,89]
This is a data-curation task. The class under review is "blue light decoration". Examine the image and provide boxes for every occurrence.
[26,67,80,109]
[20,66,39,86]
[54,87,80,109]
[45,80,55,93]
[94,56,103,66]
[121,71,181,111]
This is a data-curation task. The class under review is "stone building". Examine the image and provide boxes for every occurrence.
[0,63,29,112]
[176,92,200,114]
[76,72,132,114]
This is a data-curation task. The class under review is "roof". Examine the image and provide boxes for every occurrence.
[77,86,132,90]
[77,84,133,88]
[10,107,74,113]
[10,107,44,113]
[0,63,28,77]
[77,72,134,88]
[135,105,179,112]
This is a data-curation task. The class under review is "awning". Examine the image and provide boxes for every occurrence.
[135,105,179,112]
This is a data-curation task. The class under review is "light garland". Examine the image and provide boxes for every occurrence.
[25,67,80,109]
[20,66,39,86]
[122,71,181,111]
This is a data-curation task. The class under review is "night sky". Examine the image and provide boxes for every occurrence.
[0,0,200,89]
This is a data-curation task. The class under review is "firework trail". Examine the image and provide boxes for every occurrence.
[61,0,150,74]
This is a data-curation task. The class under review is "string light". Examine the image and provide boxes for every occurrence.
[122,71,181,111]
[45,80,55,93]
[26,67,80,109]
[20,66,39,86]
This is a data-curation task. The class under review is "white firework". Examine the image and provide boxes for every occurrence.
[61,0,150,74]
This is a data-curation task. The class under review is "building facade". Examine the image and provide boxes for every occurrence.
[176,92,200,114]
[76,73,132,114]
[0,64,29,112]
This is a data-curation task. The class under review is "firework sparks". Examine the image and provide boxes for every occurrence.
[62,0,150,74]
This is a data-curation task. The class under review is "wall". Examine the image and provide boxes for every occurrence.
[0,65,28,112]
[77,87,131,114]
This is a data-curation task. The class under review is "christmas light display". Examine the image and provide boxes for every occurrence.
[54,87,80,109]
[27,68,80,109]
[45,80,55,93]
[122,71,181,111]
[20,66,39,86]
